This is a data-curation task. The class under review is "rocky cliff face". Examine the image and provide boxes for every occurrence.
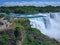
[0,30,16,45]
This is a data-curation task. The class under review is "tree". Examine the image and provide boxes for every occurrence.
[0,14,5,18]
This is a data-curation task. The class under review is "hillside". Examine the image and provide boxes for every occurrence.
[0,18,60,45]
[0,6,60,14]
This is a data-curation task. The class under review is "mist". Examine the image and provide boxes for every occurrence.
[29,12,60,42]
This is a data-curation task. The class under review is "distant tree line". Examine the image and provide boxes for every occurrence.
[0,5,60,14]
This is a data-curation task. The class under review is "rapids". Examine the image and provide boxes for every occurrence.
[3,12,60,41]
[29,12,60,41]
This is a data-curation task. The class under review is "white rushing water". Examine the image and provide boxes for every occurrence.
[29,12,60,41]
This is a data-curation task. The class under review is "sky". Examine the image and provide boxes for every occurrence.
[0,0,60,6]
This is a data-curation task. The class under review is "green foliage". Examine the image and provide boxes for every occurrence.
[0,6,60,14]
[14,27,21,41]
[5,9,11,14]
[0,18,59,45]
[0,14,5,18]
[0,6,38,14]
[23,27,59,45]
[0,34,9,45]
[12,18,59,45]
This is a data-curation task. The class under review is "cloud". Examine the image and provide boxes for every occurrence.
[3,1,60,6]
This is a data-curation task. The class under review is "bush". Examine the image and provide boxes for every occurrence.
[0,34,9,45]
[0,14,5,18]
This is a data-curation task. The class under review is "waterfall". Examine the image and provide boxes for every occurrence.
[29,13,60,41]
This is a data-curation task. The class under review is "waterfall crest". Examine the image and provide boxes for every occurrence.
[29,13,60,41]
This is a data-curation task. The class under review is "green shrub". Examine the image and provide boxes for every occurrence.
[0,14,5,18]
[0,34,9,45]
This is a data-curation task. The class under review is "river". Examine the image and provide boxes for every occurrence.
[4,12,60,42]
